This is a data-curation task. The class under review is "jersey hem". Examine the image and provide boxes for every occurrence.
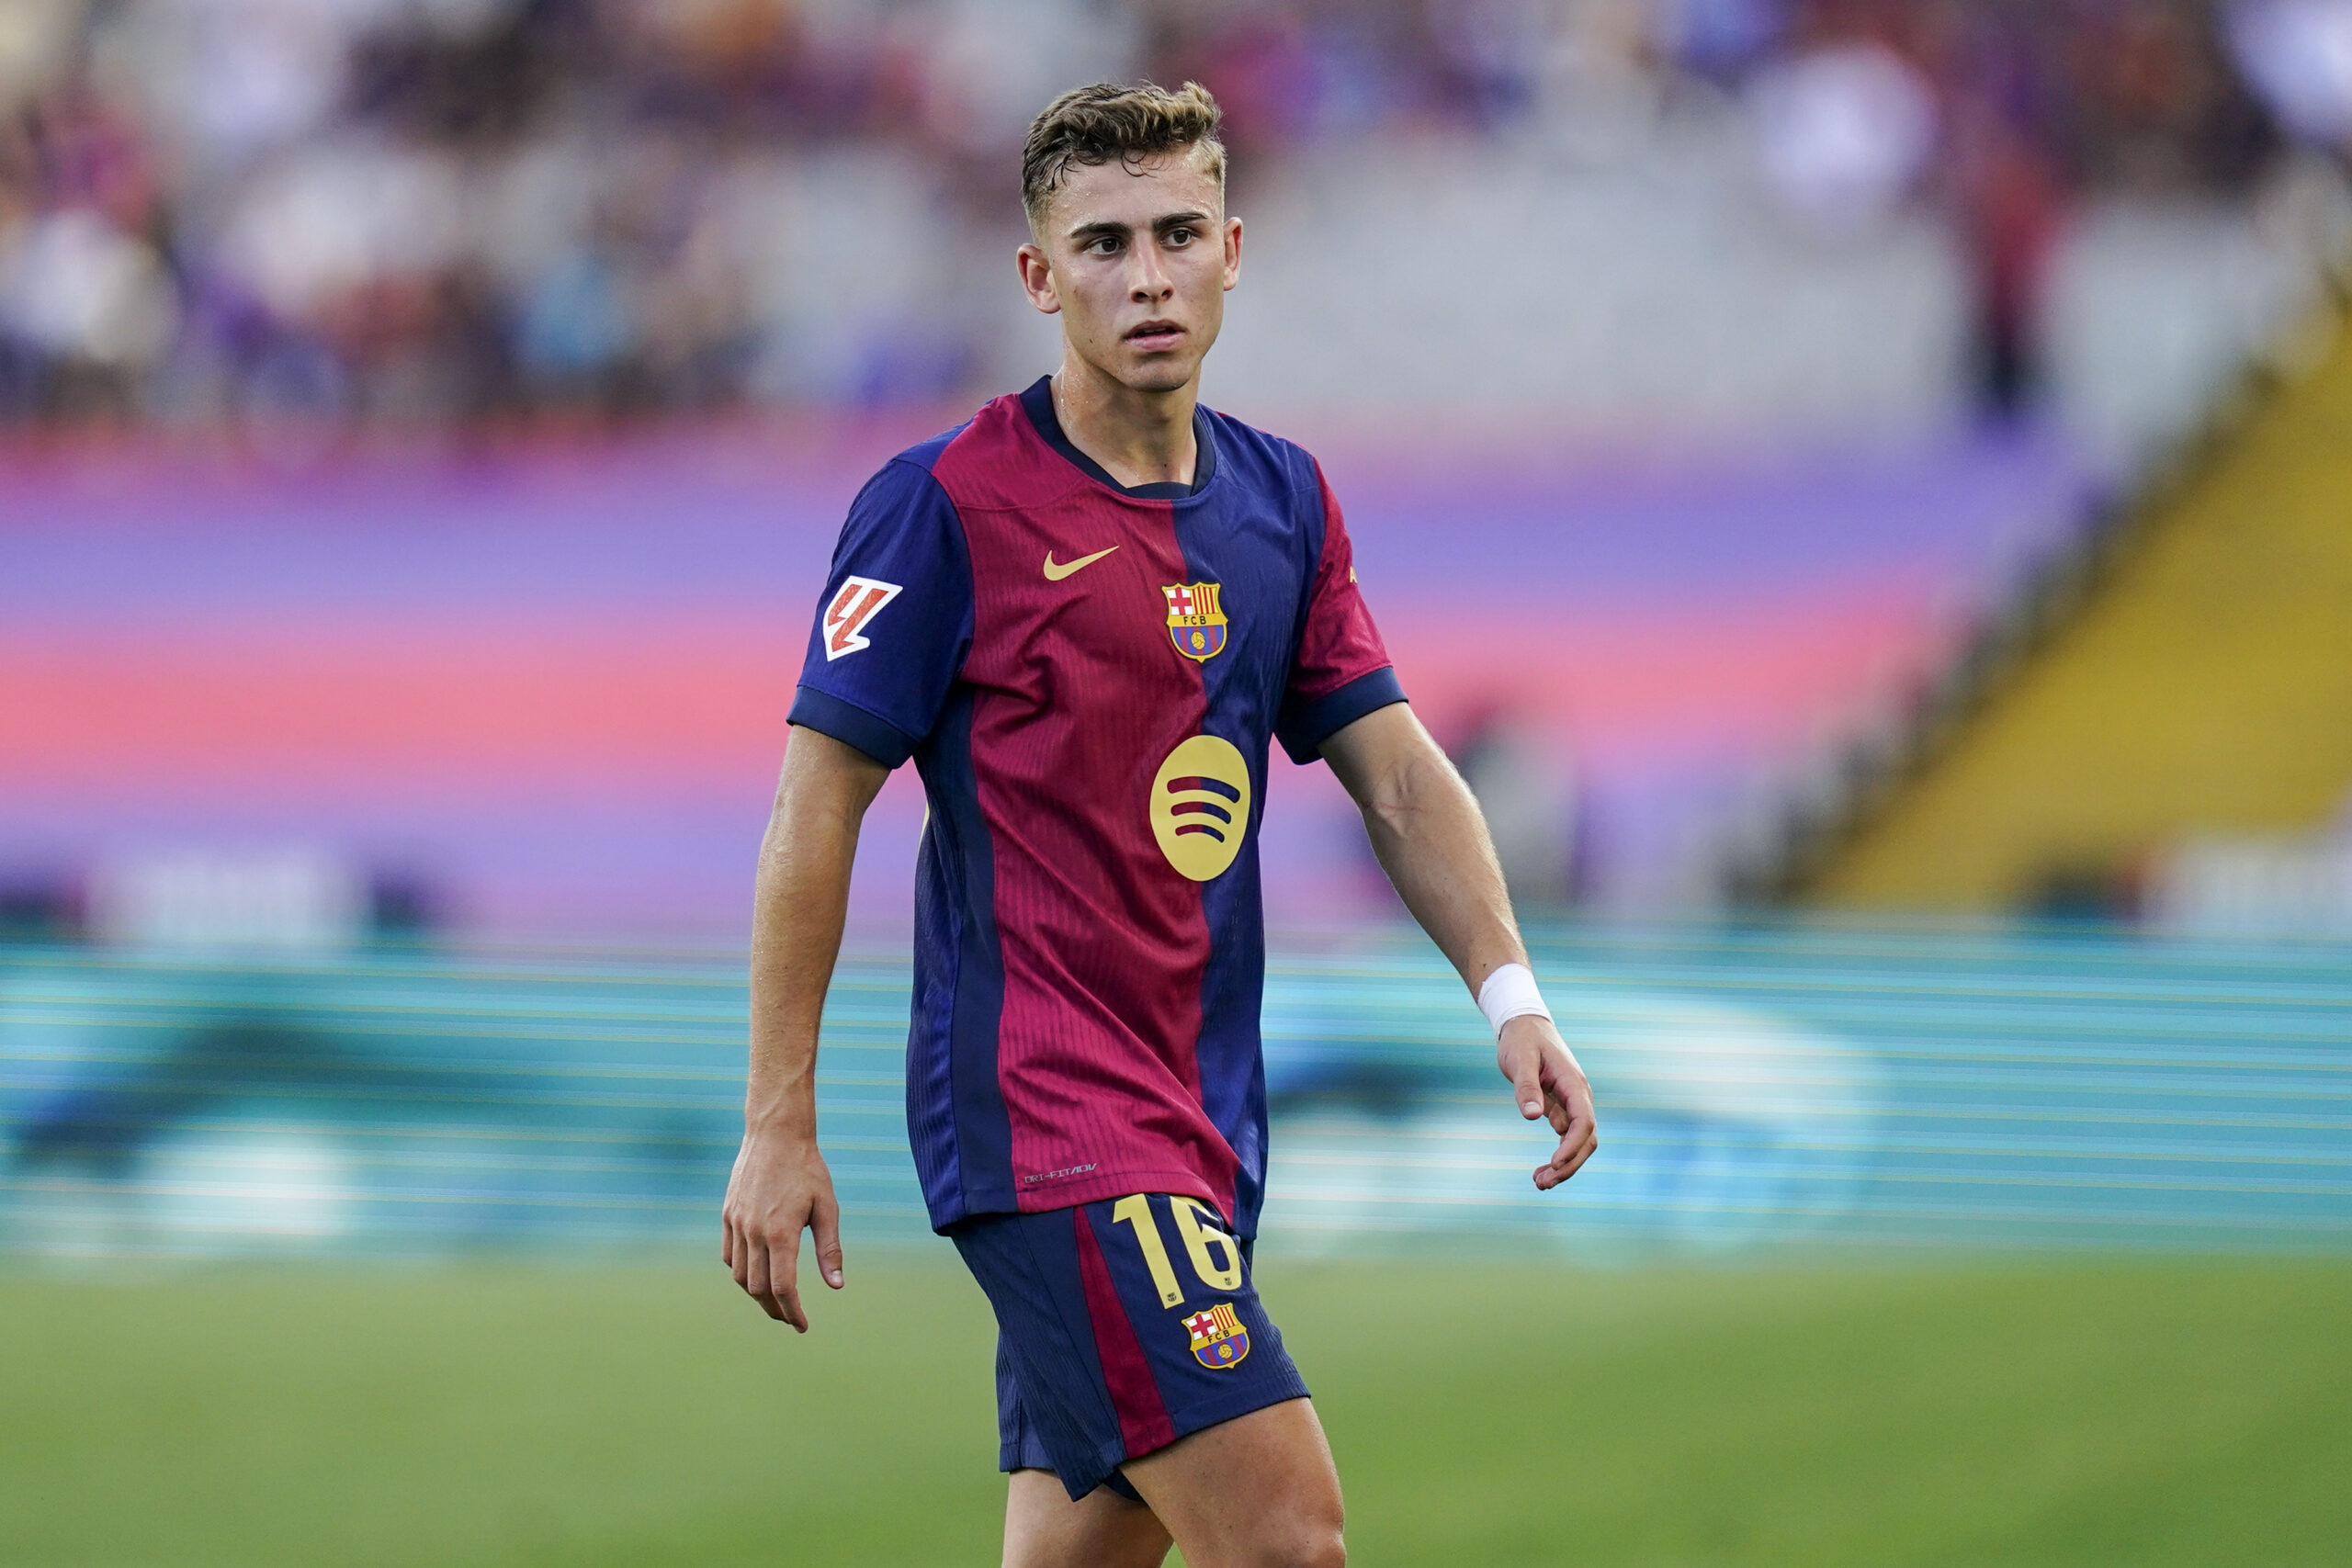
[1006,1167,1225,1221]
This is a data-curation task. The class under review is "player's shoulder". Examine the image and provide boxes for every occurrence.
[1201,405,1326,503]
[833,420,972,560]
[857,384,1038,484]
[866,415,975,487]
[841,412,986,528]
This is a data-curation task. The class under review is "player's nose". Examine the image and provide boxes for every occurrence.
[1126,248,1174,301]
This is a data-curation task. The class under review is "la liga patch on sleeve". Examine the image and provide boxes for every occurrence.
[822,576,903,660]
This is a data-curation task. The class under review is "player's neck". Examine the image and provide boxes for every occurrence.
[1048,361,1198,491]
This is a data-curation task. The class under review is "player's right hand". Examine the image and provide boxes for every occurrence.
[721,1125,844,1332]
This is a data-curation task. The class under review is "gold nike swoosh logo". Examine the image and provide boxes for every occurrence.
[1043,546,1119,581]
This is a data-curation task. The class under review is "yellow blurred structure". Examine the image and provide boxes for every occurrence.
[1811,314,2352,911]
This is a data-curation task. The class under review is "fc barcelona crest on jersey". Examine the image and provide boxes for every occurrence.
[1183,1303,1251,1370]
[1162,581,1228,662]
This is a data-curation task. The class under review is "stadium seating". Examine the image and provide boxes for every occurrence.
[1804,316,2352,911]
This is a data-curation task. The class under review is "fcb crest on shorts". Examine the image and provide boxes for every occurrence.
[1162,581,1228,663]
[1183,1303,1251,1370]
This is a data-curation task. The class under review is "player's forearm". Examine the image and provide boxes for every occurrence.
[744,728,887,1138]
[1328,707,1528,992]
[745,826,847,1137]
[1362,757,1527,988]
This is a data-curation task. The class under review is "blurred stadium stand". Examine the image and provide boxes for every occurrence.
[5,0,2350,929]
[1755,320,2352,923]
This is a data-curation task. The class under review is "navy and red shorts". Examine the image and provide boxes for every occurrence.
[950,1191,1310,1501]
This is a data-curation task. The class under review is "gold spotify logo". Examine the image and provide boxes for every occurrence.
[1151,735,1252,881]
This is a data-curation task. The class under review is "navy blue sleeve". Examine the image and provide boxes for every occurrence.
[1273,458,1405,763]
[786,458,972,769]
[1276,669,1408,765]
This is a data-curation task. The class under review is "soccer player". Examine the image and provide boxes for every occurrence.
[723,81,1598,1568]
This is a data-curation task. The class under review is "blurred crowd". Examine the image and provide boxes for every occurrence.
[0,0,2343,431]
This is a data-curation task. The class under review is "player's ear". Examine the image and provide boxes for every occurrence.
[1017,243,1062,316]
[1221,216,1242,292]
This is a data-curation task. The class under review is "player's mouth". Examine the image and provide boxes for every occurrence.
[1124,320,1184,352]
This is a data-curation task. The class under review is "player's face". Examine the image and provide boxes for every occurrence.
[1018,148,1242,395]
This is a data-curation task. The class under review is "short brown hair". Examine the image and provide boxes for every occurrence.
[1021,81,1226,233]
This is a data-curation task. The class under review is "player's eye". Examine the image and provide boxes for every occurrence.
[1087,235,1122,256]
[1165,227,1194,246]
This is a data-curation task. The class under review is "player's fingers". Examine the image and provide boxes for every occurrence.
[1543,1123,1599,1184]
[1553,1132,1600,1182]
[1498,1038,1546,1119]
[769,1231,809,1333]
[740,1235,780,1319]
[1566,1106,1599,1156]
[1535,1118,1599,1188]
[721,1210,736,1269]
[812,1193,845,1291]
[730,1216,756,1292]
[1541,1056,1591,1135]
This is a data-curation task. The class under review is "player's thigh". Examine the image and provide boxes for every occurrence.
[1121,1396,1345,1568]
[1002,1467,1172,1568]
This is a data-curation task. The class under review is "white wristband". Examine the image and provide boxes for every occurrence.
[1476,963,1551,1039]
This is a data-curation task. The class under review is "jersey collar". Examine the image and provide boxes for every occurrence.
[1019,376,1216,501]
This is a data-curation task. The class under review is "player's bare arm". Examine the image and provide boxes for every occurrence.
[722,724,888,1330]
[1321,702,1600,1190]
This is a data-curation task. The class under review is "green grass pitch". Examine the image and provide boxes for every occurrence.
[5,1254,2347,1566]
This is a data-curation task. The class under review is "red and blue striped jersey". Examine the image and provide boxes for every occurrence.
[789,378,1402,1237]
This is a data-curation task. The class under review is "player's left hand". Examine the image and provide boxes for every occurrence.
[1498,1015,1598,1190]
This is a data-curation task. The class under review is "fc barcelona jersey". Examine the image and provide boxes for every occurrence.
[788,378,1402,1237]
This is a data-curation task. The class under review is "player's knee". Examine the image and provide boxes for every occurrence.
[1278,1527,1346,1568]
[1247,1514,1344,1568]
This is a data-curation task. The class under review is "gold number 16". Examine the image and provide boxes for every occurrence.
[1110,1194,1243,1307]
